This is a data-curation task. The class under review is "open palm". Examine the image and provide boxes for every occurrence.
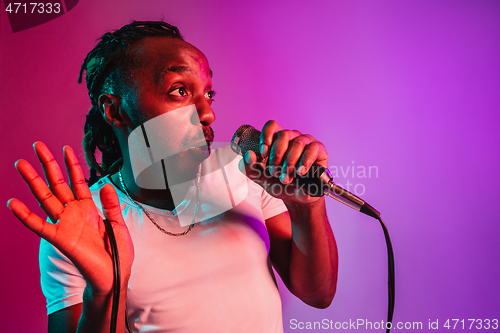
[7,142,134,295]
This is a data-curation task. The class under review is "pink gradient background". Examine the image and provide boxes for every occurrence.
[1,1,499,332]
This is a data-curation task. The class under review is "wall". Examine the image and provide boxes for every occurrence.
[1,0,499,331]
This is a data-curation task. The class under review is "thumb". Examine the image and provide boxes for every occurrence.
[239,150,264,181]
[239,150,283,191]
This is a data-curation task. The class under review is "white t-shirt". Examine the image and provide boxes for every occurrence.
[39,146,288,333]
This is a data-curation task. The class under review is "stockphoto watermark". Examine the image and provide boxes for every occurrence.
[289,318,499,330]
[243,160,379,199]
[290,318,423,330]
[328,161,379,196]
[128,105,250,227]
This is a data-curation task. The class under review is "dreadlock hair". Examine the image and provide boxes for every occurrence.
[79,21,184,186]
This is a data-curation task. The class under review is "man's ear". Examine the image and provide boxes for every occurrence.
[98,93,130,129]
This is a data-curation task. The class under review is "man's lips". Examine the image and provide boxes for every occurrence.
[189,126,214,151]
[203,126,214,146]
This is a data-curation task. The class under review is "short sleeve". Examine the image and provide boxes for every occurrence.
[39,239,86,315]
[260,187,288,220]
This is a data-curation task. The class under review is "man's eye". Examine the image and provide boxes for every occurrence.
[169,87,188,97]
[205,90,216,101]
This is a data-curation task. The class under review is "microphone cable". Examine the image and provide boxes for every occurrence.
[102,218,120,333]
[377,217,395,333]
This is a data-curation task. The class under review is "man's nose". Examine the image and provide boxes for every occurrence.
[195,97,216,126]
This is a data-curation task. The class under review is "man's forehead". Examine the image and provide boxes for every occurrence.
[133,37,212,77]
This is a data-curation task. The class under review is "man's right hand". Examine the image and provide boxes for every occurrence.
[7,142,134,296]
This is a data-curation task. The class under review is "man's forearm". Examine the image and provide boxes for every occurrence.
[77,286,128,333]
[285,197,338,308]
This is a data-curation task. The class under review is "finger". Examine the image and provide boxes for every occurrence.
[7,198,58,241]
[33,142,75,205]
[297,141,329,172]
[280,135,315,184]
[15,159,65,223]
[99,184,126,226]
[268,130,301,177]
[64,145,92,200]
[240,151,283,192]
[259,120,282,157]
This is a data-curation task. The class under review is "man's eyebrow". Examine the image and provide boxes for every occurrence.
[161,65,213,78]
[161,65,191,75]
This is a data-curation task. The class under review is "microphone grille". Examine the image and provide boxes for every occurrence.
[231,124,262,159]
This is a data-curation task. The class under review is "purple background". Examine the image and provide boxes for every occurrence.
[1,1,499,332]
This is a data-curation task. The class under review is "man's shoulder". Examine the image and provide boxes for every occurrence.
[89,175,113,192]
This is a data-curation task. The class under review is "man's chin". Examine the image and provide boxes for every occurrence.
[161,147,209,184]
[190,145,211,160]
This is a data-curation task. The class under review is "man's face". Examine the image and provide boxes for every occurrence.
[123,37,216,179]
[128,37,215,125]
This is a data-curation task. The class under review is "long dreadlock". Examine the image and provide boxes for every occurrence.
[78,21,184,186]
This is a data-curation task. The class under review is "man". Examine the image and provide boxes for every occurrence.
[7,21,338,332]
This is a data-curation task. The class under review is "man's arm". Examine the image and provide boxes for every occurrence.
[76,287,128,333]
[242,120,338,308]
[266,198,338,308]
[48,304,82,333]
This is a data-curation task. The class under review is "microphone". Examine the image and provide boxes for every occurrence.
[231,125,380,219]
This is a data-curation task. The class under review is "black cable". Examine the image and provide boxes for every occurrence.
[125,307,132,332]
[377,217,395,333]
[103,218,120,333]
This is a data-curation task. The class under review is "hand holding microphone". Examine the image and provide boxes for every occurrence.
[232,121,380,218]
[233,120,328,204]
